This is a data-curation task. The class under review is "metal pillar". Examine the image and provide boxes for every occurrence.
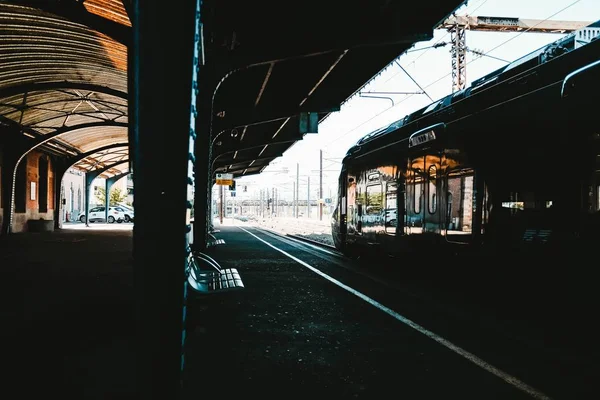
[192,97,211,250]
[219,184,224,224]
[0,153,16,235]
[84,161,128,226]
[84,173,93,226]
[450,23,467,93]
[104,172,129,222]
[0,131,29,234]
[130,0,200,397]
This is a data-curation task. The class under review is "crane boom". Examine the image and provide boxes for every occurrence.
[439,15,591,33]
[437,15,596,92]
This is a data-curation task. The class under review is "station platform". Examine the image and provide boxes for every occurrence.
[2,223,598,399]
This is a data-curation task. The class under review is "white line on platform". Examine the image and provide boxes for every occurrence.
[238,225,552,400]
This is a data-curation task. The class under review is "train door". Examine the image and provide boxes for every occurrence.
[444,167,476,244]
[423,155,442,234]
[336,171,347,245]
[346,173,361,238]
[364,171,383,240]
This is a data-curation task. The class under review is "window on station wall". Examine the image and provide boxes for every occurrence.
[428,165,437,214]
[14,161,26,213]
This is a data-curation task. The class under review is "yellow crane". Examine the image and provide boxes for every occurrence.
[436,15,598,92]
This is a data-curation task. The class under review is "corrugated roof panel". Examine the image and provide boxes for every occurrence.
[59,125,127,152]
[0,5,127,94]
[0,5,128,167]
[83,0,131,27]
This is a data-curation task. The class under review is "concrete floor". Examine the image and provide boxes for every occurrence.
[2,225,597,399]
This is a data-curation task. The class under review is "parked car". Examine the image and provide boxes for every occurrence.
[115,205,134,222]
[78,206,126,223]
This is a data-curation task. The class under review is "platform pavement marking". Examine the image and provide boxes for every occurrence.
[238,226,552,400]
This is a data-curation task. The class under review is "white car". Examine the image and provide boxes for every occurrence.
[116,205,134,222]
[79,206,126,223]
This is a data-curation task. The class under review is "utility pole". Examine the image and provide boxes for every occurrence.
[319,149,323,221]
[293,181,296,217]
[219,184,223,224]
[307,176,310,219]
[296,163,299,218]
[437,15,592,93]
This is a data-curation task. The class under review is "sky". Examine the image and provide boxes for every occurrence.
[227,0,600,204]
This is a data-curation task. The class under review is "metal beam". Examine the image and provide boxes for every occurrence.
[438,15,591,33]
[212,106,339,142]
[213,153,282,170]
[212,32,431,71]
[23,122,128,154]
[0,81,128,100]
[213,138,299,157]
[68,143,129,166]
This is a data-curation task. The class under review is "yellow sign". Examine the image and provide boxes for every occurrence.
[216,173,233,186]
[216,179,233,186]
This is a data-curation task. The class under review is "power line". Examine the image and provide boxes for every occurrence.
[324,0,586,150]
[478,0,583,57]
[378,0,490,86]
[395,60,434,102]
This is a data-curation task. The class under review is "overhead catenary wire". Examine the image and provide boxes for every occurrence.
[323,0,585,150]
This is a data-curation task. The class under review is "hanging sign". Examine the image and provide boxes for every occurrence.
[216,173,233,186]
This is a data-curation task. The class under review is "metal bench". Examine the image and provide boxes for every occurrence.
[206,233,226,248]
[185,248,244,294]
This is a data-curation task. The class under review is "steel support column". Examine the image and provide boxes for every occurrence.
[192,79,212,251]
[84,160,128,226]
[0,153,16,235]
[104,172,129,221]
[131,0,200,398]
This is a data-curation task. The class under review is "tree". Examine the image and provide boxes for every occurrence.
[96,187,128,206]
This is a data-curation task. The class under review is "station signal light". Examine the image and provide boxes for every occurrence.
[244,185,247,192]
[228,180,236,191]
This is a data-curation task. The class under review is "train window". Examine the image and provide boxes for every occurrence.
[385,182,398,234]
[366,184,383,215]
[428,165,437,214]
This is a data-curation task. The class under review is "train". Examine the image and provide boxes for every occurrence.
[331,27,600,259]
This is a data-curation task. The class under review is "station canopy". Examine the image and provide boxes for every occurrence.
[0,0,466,179]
